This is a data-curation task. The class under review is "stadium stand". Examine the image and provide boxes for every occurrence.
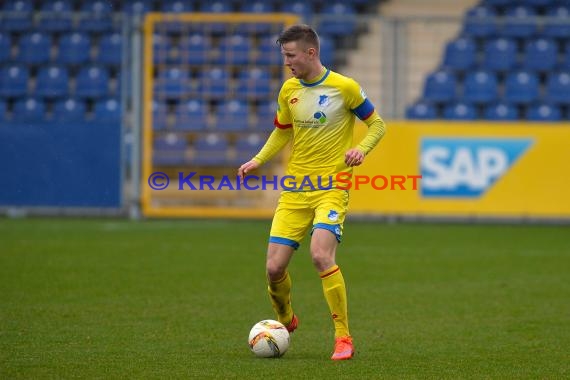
[408,0,570,120]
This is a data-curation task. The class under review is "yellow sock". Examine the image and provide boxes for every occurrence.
[267,271,293,325]
[320,265,350,338]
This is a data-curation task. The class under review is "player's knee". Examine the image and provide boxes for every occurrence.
[266,261,287,282]
[310,246,335,272]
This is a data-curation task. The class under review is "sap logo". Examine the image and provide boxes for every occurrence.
[420,138,533,198]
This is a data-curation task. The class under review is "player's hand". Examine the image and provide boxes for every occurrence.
[344,148,365,167]
[238,160,260,177]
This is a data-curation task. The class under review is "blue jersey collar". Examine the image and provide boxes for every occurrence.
[300,68,330,87]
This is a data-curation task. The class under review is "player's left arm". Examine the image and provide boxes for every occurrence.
[344,80,387,166]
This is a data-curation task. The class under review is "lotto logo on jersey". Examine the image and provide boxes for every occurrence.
[420,138,533,198]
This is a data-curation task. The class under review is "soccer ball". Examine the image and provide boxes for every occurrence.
[248,320,290,358]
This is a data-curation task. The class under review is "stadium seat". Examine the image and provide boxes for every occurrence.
[563,45,570,70]
[17,33,52,65]
[544,71,570,105]
[236,68,273,100]
[37,0,73,33]
[462,5,498,38]
[97,33,122,66]
[35,66,69,98]
[52,98,87,123]
[462,70,499,104]
[12,98,46,123]
[172,34,211,65]
[160,1,194,12]
[154,133,188,166]
[214,100,250,131]
[481,0,511,6]
[521,0,554,6]
[77,0,114,33]
[173,100,208,131]
[236,2,276,34]
[122,0,154,14]
[191,133,229,166]
[319,36,335,67]
[502,5,538,38]
[1,0,33,32]
[154,67,192,100]
[543,5,570,38]
[0,99,7,121]
[484,102,519,120]
[232,133,265,165]
[75,66,110,99]
[92,98,121,124]
[199,68,231,100]
[153,34,172,64]
[281,2,315,23]
[57,32,91,65]
[0,65,29,97]
[522,38,557,72]
[255,101,278,131]
[152,100,168,131]
[504,70,540,105]
[443,102,477,120]
[318,2,357,37]
[255,35,281,66]
[422,70,457,103]
[526,103,562,121]
[199,1,233,33]
[405,101,438,119]
[442,37,477,71]
[215,35,252,65]
[481,38,517,72]
[0,33,12,63]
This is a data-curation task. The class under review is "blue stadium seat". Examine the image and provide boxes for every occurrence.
[543,5,570,39]
[155,68,192,99]
[152,100,168,130]
[544,71,570,105]
[154,133,188,166]
[17,33,52,65]
[462,70,499,104]
[405,101,438,119]
[237,2,276,34]
[481,0,511,6]
[255,35,281,65]
[160,1,194,12]
[563,45,570,70]
[481,38,517,71]
[281,2,315,23]
[77,0,114,33]
[199,68,231,100]
[0,99,7,121]
[504,70,540,104]
[36,66,69,98]
[521,0,554,6]
[214,100,250,131]
[75,66,110,99]
[463,5,498,38]
[57,32,91,65]
[12,98,46,123]
[443,102,477,120]
[0,65,29,97]
[422,70,457,103]
[526,103,562,121]
[97,33,122,66]
[215,35,252,65]
[52,98,87,123]
[37,0,73,33]
[236,68,272,100]
[318,2,357,37]
[93,98,122,124]
[484,102,519,120]
[122,0,154,14]
[442,37,477,71]
[199,1,233,33]
[255,101,278,131]
[522,38,557,72]
[191,133,229,166]
[502,5,538,38]
[0,33,12,63]
[232,133,265,165]
[172,34,211,65]
[153,34,171,64]
[173,100,208,131]
[1,0,33,32]
[319,36,334,67]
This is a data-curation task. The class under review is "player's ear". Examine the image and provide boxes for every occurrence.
[307,47,317,59]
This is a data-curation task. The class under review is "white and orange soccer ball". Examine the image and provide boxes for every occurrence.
[248,320,290,358]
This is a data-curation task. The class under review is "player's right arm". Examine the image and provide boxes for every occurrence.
[237,127,292,177]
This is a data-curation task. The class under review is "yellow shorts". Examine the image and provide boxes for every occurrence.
[269,189,349,249]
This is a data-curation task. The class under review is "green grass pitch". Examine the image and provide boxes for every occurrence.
[1,218,569,379]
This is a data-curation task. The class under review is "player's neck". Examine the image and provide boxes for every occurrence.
[303,64,326,83]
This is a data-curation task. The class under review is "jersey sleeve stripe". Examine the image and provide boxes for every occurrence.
[352,98,375,120]
[274,116,292,129]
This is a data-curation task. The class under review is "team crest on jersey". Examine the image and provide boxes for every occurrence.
[328,210,339,222]
[318,95,330,107]
[313,111,327,124]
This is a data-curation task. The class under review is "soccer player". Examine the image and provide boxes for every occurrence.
[238,24,386,360]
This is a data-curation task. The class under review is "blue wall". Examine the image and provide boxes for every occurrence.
[0,123,122,208]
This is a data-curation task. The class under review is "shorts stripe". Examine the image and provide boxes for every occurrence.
[269,236,300,250]
[312,223,342,243]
